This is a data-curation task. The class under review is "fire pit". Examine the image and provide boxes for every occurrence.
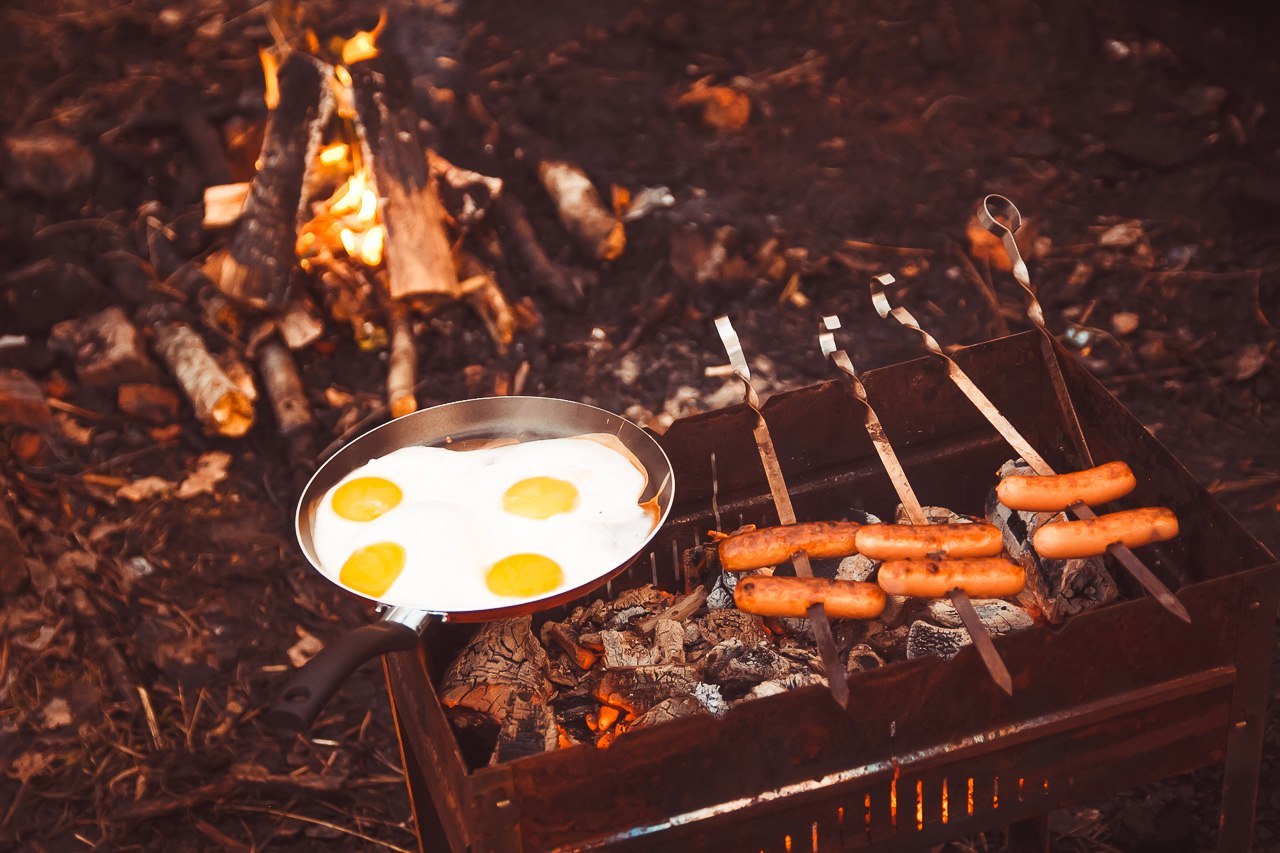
[382,332,1276,851]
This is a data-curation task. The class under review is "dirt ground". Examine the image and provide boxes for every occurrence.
[1,0,1277,850]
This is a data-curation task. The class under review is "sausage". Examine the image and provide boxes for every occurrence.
[717,521,862,572]
[878,558,1026,599]
[855,523,1004,560]
[734,575,886,620]
[1032,507,1178,559]
[996,461,1137,512]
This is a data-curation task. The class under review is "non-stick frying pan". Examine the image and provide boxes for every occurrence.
[267,396,674,730]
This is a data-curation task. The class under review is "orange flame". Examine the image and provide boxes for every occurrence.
[340,12,386,66]
[260,48,280,110]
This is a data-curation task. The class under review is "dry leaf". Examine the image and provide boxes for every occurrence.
[677,85,751,132]
[1111,311,1140,336]
[55,413,93,445]
[966,218,1012,272]
[7,751,55,783]
[176,451,231,499]
[117,476,175,503]
[39,697,72,730]
[288,626,325,668]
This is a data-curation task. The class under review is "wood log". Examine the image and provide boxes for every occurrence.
[350,57,459,301]
[202,182,250,229]
[537,159,625,262]
[385,300,417,418]
[0,369,52,430]
[459,254,515,353]
[256,339,316,484]
[493,191,591,311]
[277,294,324,350]
[986,460,1120,623]
[150,321,254,437]
[441,617,554,726]
[206,54,333,311]
[49,306,162,390]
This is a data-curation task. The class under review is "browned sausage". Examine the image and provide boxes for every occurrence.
[718,521,862,572]
[996,461,1137,512]
[1032,507,1178,559]
[878,558,1026,598]
[734,575,886,619]
[856,523,1004,560]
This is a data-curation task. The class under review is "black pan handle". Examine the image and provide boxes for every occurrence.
[266,619,424,731]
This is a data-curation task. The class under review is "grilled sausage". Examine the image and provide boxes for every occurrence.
[1032,507,1178,559]
[996,461,1137,512]
[856,523,1004,560]
[734,575,886,619]
[878,558,1026,599]
[717,521,862,572]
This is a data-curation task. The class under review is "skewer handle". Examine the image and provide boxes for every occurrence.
[949,589,1013,695]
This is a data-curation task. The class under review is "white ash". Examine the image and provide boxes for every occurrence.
[836,553,877,582]
[743,671,827,702]
[926,599,1033,634]
[691,682,729,717]
[894,504,979,525]
[608,605,649,629]
[706,569,738,610]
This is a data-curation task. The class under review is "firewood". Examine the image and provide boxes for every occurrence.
[149,321,254,437]
[0,369,52,430]
[255,339,316,483]
[50,307,161,390]
[385,300,417,418]
[206,54,334,311]
[987,460,1120,623]
[350,57,459,301]
[459,255,516,353]
[277,295,324,350]
[594,665,699,719]
[702,639,797,690]
[215,350,259,405]
[493,192,591,311]
[537,159,625,262]
[202,182,251,229]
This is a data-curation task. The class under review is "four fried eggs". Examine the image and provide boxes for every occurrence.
[310,434,660,612]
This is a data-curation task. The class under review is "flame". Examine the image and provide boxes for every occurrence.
[341,12,386,66]
[915,780,924,831]
[319,143,349,166]
[967,778,974,816]
[260,48,280,110]
[889,766,899,828]
[941,778,949,824]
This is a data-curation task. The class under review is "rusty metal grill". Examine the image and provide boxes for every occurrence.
[382,332,1277,852]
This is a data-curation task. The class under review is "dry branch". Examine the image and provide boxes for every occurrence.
[351,57,459,301]
[538,159,625,262]
[150,321,254,437]
[256,338,316,482]
[385,300,417,418]
[206,54,333,311]
[493,191,590,311]
[459,254,516,353]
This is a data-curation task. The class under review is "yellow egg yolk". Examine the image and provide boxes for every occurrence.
[502,476,578,519]
[340,542,406,597]
[332,477,402,521]
[486,553,564,597]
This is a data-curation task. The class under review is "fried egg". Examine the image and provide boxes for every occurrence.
[309,434,659,612]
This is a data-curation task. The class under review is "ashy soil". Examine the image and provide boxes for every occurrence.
[1,0,1277,850]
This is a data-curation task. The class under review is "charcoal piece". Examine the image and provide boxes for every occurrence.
[696,608,769,646]
[653,618,686,665]
[612,584,672,611]
[490,699,558,765]
[690,682,729,716]
[836,553,877,582]
[706,569,737,610]
[926,599,1034,634]
[595,666,700,718]
[743,671,827,701]
[865,623,911,657]
[893,504,979,525]
[441,617,553,727]
[845,643,885,674]
[600,630,658,668]
[906,622,971,661]
[702,639,795,690]
[607,605,649,629]
[629,696,707,730]
[988,460,1120,623]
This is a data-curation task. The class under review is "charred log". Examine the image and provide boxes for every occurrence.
[255,339,316,484]
[493,192,591,311]
[206,54,333,311]
[49,306,161,391]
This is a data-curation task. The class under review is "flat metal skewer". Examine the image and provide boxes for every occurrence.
[820,316,1013,695]
[714,316,850,708]
[869,274,1191,623]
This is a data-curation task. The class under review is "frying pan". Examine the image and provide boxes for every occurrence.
[267,396,674,730]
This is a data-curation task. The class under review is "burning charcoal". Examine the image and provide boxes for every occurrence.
[607,606,649,630]
[595,666,700,719]
[547,655,578,689]
[743,671,827,701]
[988,460,1120,623]
[600,630,659,668]
[893,504,979,525]
[653,618,686,665]
[490,700,558,765]
[926,599,1034,635]
[613,584,671,611]
[441,617,553,727]
[696,609,769,646]
[865,623,912,658]
[845,643,885,675]
[706,570,737,610]
[541,621,598,671]
[702,639,796,691]
[836,553,877,582]
[628,696,706,731]
[906,622,971,661]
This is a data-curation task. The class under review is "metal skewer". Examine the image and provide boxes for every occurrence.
[869,273,1191,623]
[819,316,1013,695]
[714,316,851,708]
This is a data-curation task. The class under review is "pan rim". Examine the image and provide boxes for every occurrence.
[292,395,675,620]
